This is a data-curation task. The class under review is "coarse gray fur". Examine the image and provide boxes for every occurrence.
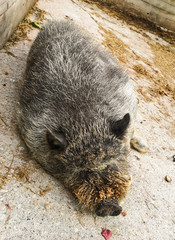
[17,20,138,216]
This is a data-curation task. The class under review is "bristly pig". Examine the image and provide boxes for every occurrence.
[17,20,142,216]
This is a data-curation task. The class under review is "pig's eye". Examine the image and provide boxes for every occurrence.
[46,130,67,150]
[109,113,130,138]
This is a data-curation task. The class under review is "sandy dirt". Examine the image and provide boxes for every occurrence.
[0,0,175,239]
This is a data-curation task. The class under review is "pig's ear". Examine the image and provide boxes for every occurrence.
[110,113,130,138]
[47,130,67,150]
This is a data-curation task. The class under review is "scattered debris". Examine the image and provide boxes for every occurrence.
[44,203,51,210]
[4,50,16,58]
[80,0,175,45]
[0,114,8,126]
[5,5,46,47]
[135,156,140,161]
[23,185,40,196]
[100,25,175,103]
[173,155,175,162]
[157,89,168,96]
[5,215,11,225]
[5,204,12,210]
[0,154,14,188]
[23,185,52,196]
[101,228,112,240]
[165,176,172,182]
[121,211,127,216]
[80,0,175,106]
[14,166,30,183]
[133,64,149,76]
[39,186,52,196]
[30,22,42,29]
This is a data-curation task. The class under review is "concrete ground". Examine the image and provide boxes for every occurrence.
[0,0,175,239]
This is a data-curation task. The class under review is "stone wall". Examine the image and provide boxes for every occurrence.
[0,0,37,49]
